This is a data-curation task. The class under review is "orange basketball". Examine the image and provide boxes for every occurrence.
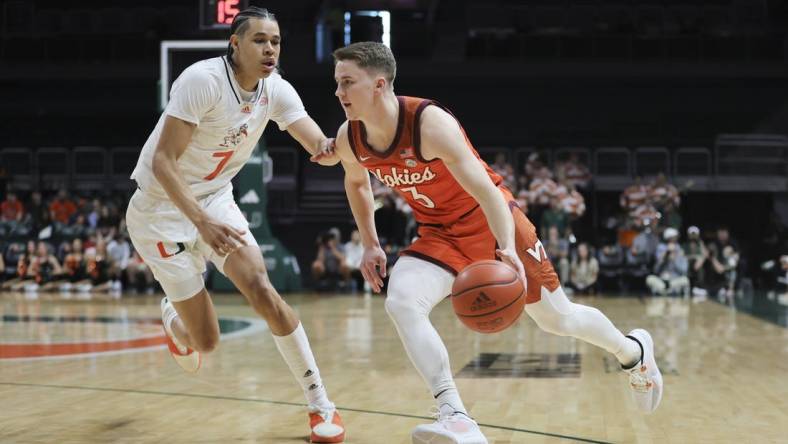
[451,260,525,334]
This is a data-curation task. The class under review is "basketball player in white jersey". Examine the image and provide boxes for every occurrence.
[314,42,662,444]
[126,8,344,443]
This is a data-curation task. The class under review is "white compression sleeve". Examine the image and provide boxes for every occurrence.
[385,256,469,414]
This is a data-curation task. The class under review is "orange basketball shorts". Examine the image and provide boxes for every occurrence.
[400,187,561,304]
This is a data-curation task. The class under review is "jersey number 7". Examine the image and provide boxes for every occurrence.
[204,150,234,180]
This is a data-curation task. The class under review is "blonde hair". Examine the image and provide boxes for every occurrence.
[333,41,396,86]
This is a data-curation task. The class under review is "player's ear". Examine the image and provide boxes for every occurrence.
[230,34,240,52]
[375,77,386,92]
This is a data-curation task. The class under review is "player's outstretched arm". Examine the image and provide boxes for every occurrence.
[286,117,339,166]
[419,106,526,282]
[335,122,387,291]
[152,116,247,256]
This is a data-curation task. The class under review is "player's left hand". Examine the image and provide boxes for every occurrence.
[309,138,337,164]
[361,245,387,293]
[496,247,526,285]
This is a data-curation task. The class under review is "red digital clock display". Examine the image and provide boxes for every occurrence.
[200,0,250,30]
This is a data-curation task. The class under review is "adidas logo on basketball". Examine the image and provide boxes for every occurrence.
[470,292,497,312]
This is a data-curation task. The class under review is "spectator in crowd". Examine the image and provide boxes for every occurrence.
[628,219,659,267]
[649,173,680,213]
[544,225,570,283]
[343,229,365,292]
[106,233,131,291]
[540,197,569,240]
[625,219,660,292]
[87,199,102,229]
[97,205,121,237]
[651,173,682,230]
[0,253,4,283]
[709,226,738,254]
[49,189,77,225]
[708,227,740,304]
[107,233,131,273]
[620,176,650,217]
[597,237,625,292]
[126,250,155,294]
[569,242,599,295]
[630,203,660,230]
[556,177,586,237]
[61,238,91,292]
[523,152,552,185]
[646,228,690,297]
[24,191,49,233]
[59,213,90,240]
[28,241,66,292]
[2,241,36,291]
[557,152,592,191]
[682,225,708,297]
[557,179,586,219]
[1,191,24,222]
[85,239,118,294]
[777,255,788,296]
[528,166,557,233]
[311,228,349,289]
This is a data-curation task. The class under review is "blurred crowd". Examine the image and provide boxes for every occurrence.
[0,189,154,297]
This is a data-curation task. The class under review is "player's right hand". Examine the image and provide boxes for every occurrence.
[361,245,387,293]
[496,247,526,285]
[196,215,248,257]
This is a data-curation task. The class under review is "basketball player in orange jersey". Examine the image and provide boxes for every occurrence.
[321,42,663,444]
[126,8,343,442]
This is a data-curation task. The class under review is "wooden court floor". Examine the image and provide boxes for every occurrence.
[1,291,786,444]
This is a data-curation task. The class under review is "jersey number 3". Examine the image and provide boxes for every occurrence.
[401,186,435,208]
[204,150,234,180]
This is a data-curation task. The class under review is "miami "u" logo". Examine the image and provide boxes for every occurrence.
[156,242,186,258]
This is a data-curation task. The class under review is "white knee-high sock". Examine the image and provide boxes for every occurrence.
[273,322,333,410]
[525,286,641,367]
[386,257,468,415]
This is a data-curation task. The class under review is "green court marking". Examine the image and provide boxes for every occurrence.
[0,381,613,443]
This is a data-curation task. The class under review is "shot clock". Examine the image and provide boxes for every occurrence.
[199,0,250,30]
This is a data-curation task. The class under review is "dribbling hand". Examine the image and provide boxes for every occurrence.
[196,215,248,257]
[496,247,526,285]
[361,245,387,293]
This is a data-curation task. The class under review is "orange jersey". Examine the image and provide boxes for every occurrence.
[348,96,503,226]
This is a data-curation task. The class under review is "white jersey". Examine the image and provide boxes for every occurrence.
[131,56,308,200]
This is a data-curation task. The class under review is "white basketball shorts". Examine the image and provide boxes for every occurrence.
[126,184,257,302]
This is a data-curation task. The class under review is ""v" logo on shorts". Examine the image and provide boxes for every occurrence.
[157,241,186,258]
[526,239,546,263]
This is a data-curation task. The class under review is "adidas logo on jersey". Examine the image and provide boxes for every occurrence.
[240,190,260,204]
[470,292,497,311]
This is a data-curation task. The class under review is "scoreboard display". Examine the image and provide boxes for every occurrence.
[199,0,250,30]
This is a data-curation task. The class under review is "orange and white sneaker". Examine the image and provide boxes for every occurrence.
[412,404,488,444]
[623,329,663,414]
[308,405,345,443]
[160,297,201,373]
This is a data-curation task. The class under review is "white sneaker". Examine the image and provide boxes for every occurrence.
[623,329,663,414]
[412,404,488,444]
[160,297,201,373]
